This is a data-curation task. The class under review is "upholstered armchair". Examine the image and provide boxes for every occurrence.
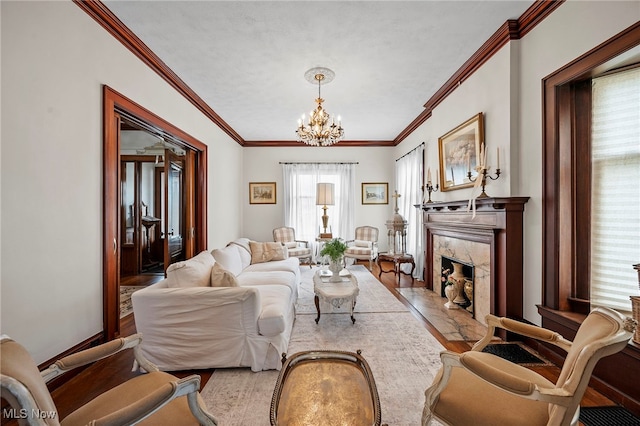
[1,333,217,425]
[344,226,379,270]
[422,307,636,426]
[273,226,313,268]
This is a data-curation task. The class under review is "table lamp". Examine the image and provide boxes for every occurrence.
[316,182,335,238]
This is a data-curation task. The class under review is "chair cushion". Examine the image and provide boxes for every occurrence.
[210,263,239,287]
[165,251,215,288]
[432,365,551,426]
[288,247,312,258]
[345,247,372,256]
[249,241,287,264]
[284,241,298,249]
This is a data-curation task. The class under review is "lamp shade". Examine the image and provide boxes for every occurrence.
[316,183,335,206]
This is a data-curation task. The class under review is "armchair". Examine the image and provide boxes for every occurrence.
[1,333,217,425]
[422,307,636,426]
[273,226,313,268]
[344,226,379,270]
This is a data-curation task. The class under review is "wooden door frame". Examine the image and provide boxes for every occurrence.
[103,85,208,340]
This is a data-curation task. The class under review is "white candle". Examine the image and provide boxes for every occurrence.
[427,168,432,184]
[497,147,500,169]
[435,169,439,183]
[466,153,470,173]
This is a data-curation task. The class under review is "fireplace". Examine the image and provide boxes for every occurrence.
[440,256,474,315]
[420,197,529,338]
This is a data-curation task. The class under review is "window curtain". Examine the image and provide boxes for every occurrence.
[395,144,424,279]
[282,163,356,247]
[590,68,640,313]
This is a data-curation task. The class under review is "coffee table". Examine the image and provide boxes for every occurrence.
[313,269,359,324]
[270,350,382,426]
[377,252,415,285]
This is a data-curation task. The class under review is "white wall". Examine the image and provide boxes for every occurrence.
[397,0,640,325]
[242,147,395,251]
[0,1,242,363]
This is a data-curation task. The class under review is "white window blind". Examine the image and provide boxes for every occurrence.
[590,67,640,313]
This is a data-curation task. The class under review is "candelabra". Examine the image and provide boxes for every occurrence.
[467,167,501,198]
[423,181,439,203]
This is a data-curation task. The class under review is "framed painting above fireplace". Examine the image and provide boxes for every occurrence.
[438,112,484,191]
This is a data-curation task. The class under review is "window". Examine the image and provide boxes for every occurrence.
[281,163,356,244]
[541,29,640,316]
[590,68,640,313]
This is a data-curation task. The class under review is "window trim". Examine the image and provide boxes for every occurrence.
[541,23,640,314]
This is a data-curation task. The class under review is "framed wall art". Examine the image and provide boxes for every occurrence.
[438,112,484,191]
[361,182,389,205]
[249,182,276,204]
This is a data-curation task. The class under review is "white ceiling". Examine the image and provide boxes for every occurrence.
[104,1,534,143]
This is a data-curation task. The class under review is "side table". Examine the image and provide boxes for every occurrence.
[377,253,415,285]
[313,270,359,324]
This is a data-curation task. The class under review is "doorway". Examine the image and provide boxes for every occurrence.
[103,86,208,340]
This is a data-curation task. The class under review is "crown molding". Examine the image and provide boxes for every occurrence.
[76,0,562,148]
[242,140,395,147]
[74,0,245,145]
[394,0,564,145]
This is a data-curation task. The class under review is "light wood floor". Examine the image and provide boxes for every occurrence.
[3,260,615,425]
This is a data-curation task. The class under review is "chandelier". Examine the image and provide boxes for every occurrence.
[296,67,344,146]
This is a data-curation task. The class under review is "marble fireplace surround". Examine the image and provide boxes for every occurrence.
[420,197,529,335]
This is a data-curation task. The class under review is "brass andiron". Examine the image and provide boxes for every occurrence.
[467,167,501,199]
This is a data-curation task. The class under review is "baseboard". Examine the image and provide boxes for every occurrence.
[40,332,105,391]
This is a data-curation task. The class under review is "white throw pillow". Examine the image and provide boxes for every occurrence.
[210,263,239,287]
[211,245,244,276]
[355,240,372,248]
[165,251,215,288]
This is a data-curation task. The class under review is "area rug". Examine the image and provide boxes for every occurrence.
[579,406,640,426]
[201,265,446,426]
[120,286,145,318]
[482,342,553,366]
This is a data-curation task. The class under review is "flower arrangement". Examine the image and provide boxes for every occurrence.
[441,267,454,286]
[320,238,348,262]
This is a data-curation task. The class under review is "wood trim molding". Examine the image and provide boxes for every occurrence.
[74,0,244,145]
[242,139,396,147]
[103,85,208,341]
[76,0,561,147]
[395,0,563,145]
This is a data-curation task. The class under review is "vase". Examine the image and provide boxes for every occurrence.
[446,262,467,307]
[329,257,344,282]
[444,284,459,309]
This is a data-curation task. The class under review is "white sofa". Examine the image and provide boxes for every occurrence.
[132,238,300,372]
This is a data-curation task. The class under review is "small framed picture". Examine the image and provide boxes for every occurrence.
[249,182,276,204]
[361,182,389,205]
[438,112,484,191]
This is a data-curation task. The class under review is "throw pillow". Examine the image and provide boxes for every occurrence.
[210,263,239,287]
[284,241,298,249]
[249,241,287,264]
[355,240,372,248]
[165,251,215,288]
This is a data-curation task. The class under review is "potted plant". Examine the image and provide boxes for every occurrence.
[320,238,348,281]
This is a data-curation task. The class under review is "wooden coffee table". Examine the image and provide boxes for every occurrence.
[270,350,382,426]
[313,269,359,324]
[377,253,415,285]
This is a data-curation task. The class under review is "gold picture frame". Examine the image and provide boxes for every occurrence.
[361,182,389,204]
[438,112,484,191]
[249,182,276,204]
